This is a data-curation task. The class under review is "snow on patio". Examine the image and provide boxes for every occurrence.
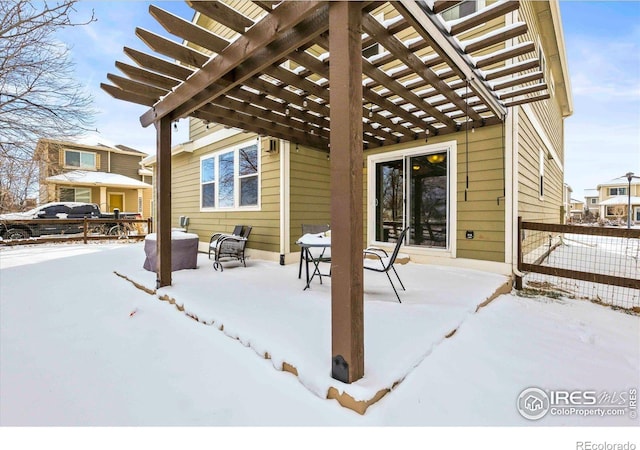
[1,241,638,434]
[115,244,511,412]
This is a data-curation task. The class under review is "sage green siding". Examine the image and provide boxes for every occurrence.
[169,133,281,253]
[288,145,331,252]
[364,125,506,263]
[517,109,564,223]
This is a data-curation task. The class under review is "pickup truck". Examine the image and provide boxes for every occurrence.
[0,202,141,240]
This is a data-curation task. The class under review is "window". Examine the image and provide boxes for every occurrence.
[590,198,597,204]
[60,187,91,202]
[200,140,259,210]
[64,150,96,170]
[441,0,482,21]
[609,187,627,196]
[538,149,545,199]
[371,146,451,249]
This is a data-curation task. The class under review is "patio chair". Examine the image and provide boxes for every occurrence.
[209,225,243,260]
[363,226,409,303]
[210,225,252,271]
[298,223,331,279]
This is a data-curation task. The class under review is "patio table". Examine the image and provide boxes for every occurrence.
[295,233,331,290]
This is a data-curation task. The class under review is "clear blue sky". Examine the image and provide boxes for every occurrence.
[62,1,640,198]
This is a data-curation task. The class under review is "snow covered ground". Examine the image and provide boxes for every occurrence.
[523,233,639,309]
[1,242,638,448]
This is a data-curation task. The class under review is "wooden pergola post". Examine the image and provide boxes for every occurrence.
[329,1,364,384]
[155,116,172,288]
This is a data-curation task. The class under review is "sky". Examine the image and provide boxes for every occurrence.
[0,240,638,443]
[58,0,640,199]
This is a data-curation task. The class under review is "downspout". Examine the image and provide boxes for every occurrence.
[279,140,290,265]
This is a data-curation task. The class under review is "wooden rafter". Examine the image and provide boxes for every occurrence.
[140,1,328,126]
[101,0,550,151]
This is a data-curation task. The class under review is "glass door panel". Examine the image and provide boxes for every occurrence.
[375,159,404,243]
[408,152,447,248]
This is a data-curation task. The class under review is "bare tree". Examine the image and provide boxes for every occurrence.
[0,0,95,211]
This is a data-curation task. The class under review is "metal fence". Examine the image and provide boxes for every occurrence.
[0,218,153,245]
[517,218,640,311]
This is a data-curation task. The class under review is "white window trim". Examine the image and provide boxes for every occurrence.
[64,149,97,171]
[199,138,261,212]
[367,140,457,258]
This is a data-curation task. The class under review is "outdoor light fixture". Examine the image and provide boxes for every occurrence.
[427,154,445,164]
[425,129,429,143]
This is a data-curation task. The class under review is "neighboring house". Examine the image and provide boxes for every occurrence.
[35,139,153,217]
[569,198,584,222]
[584,189,599,216]
[596,178,640,224]
[111,0,573,276]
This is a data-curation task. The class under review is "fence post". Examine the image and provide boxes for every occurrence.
[515,216,523,290]
[83,218,88,245]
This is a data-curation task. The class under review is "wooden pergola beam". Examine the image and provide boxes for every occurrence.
[397,0,507,119]
[362,11,481,123]
[149,4,230,54]
[124,47,194,81]
[115,61,180,91]
[186,0,254,34]
[135,28,209,68]
[140,1,326,127]
[449,0,520,35]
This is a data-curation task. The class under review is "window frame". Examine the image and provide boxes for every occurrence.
[367,141,457,257]
[64,149,97,170]
[59,187,91,203]
[199,138,261,212]
[609,187,627,196]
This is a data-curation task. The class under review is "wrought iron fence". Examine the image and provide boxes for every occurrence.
[517,218,639,311]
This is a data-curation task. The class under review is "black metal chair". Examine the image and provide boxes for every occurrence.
[298,223,330,279]
[209,225,243,259]
[363,226,409,303]
[209,225,252,271]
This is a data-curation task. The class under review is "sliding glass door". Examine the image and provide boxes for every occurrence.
[374,150,449,249]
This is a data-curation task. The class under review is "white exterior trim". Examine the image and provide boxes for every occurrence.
[279,140,291,259]
[520,103,563,172]
[366,140,457,259]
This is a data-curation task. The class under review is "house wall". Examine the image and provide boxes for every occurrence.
[515,1,567,225]
[517,107,564,223]
[168,132,282,255]
[364,125,506,263]
[288,145,331,252]
[109,152,143,179]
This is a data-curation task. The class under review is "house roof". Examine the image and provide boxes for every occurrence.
[584,189,598,197]
[45,170,152,189]
[101,0,557,152]
[597,179,640,190]
[599,196,640,206]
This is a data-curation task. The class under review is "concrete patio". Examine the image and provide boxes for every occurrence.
[116,247,511,413]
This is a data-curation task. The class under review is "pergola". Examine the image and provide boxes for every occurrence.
[102,0,548,383]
